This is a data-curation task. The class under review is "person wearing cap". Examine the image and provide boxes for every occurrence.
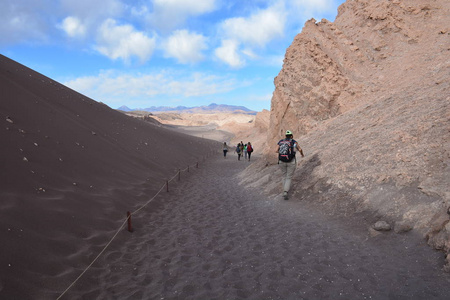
[276,130,304,200]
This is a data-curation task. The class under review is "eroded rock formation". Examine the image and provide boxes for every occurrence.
[254,0,449,267]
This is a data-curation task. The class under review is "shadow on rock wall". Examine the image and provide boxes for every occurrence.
[289,154,449,269]
[290,153,377,224]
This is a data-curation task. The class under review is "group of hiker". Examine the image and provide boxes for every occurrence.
[222,141,254,161]
[222,130,304,201]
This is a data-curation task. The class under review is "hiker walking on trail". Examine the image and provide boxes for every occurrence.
[223,142,229,158]
[236,143,242,160]
[244,144,248,160]
[276,130,304,200]
[247,142,254,161]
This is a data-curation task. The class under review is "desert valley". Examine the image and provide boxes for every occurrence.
[1,0,449,299]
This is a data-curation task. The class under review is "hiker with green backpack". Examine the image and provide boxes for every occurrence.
[276,130,304,200]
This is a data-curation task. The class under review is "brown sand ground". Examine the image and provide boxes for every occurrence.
[54,154,450,300]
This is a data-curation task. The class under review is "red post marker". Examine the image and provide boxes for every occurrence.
[166,180,169,192]
[196,162,199,168]
[187,166,190,173]
[178,169,181,181]
[127,211,133,232]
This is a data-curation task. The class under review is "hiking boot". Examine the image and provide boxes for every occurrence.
[283,191,288,200]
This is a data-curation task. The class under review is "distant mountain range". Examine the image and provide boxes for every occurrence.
[117,103,257,114]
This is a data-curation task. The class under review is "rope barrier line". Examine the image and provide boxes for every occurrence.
[131,182,166,216]
[56,161,202,300]
[56,217,129,300]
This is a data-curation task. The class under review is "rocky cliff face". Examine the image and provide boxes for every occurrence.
[227,109,270,152]
[255,0,449,268]
[269,0,448,143]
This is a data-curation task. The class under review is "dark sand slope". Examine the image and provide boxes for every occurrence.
[0,54,220,299]
[59,156,449,299]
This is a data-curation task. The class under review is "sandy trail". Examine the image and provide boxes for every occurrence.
[61,155,450,300]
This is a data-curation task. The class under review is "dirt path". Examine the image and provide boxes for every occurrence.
[65,155,450,300]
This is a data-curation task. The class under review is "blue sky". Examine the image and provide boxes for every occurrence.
[1,0,345,111]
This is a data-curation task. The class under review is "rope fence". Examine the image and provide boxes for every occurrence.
[56,152,216,299]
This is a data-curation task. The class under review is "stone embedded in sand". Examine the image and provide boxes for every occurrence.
[34,143,38,146]
[373,221,391,231]
[6,116,13,123]
[91,131,96,135]
[368,227,382,237]
[23,157,28,162]
[394,221,413,233]
[73,182,77,186]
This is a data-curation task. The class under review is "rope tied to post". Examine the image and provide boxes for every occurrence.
[57,162,200,299]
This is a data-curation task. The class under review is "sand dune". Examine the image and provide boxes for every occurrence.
[0,54,220,299]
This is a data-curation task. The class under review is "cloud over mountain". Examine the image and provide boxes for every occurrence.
[95,19,156,63]
[0,0,345,111]
[163,30,208,64]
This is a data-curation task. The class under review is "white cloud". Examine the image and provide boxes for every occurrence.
[0,0,52,45]
[95,19,156,63]
[241,48,259,60]
[220,4,286,48]
[215,3,287,67]
[214,39,245,68]
[149,0,217,31]
[153,0,216,14]
[64,69,237,106]
[60,16,86,38]
[163,30,208,64]
[60,0,123,20]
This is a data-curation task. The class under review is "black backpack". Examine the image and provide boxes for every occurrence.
[278,139,295,162]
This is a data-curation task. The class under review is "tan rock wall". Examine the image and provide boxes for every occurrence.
[268,0,449,151]
[260,0,450,264]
